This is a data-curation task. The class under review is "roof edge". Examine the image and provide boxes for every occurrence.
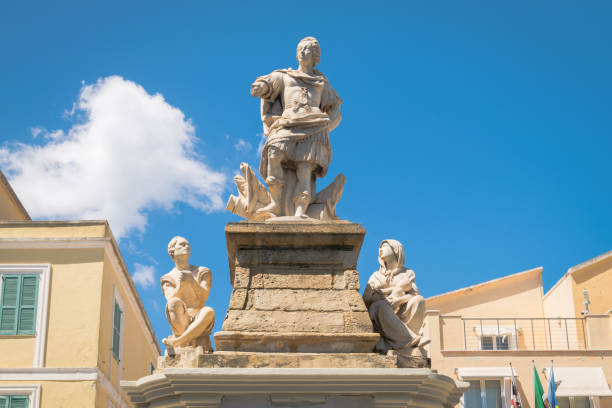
[0,170,31,221]
[427,266,543,302]
[567,250,612,275]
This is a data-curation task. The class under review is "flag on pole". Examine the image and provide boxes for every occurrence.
[534,362,546,408]
[548,363,559,408]
[510,364,522,408]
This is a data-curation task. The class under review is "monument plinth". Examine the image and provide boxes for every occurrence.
[214,221,379,354]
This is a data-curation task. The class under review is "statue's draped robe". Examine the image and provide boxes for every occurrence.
[256,68,342,179]
[161,267,213,336]
[363,240,426,351]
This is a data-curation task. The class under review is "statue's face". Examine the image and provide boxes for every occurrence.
[379,242,396,262]
[173,238,191,258]
[297,43,319,67]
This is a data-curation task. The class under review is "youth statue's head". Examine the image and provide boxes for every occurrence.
[296,36,321,68]
[168,236,191,262]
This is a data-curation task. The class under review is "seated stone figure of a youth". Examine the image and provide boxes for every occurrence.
[161,236,214,350]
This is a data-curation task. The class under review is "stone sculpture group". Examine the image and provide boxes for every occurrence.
[125,36,467,408]
[161,37,428,360]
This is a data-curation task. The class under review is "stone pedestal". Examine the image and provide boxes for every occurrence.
[122,222,466,407]
[214,222,379,353]
[122,368,468,408]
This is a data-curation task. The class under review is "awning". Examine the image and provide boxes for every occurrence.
[543,367,612,397]
[458,367,517,379]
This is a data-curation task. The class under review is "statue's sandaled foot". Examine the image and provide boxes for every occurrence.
[293,192,312,218]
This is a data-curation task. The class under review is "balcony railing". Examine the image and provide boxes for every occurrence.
[460,318,588,351]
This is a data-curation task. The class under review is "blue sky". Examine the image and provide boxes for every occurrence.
[1,1,611,349]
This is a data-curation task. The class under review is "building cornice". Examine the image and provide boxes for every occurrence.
[0,170,31,221]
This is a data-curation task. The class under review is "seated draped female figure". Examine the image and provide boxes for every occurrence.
[363,239,430,353]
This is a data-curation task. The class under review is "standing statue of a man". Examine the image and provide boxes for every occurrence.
[250,36,342,218]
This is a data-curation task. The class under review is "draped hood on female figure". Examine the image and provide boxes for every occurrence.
[363,240,429,354]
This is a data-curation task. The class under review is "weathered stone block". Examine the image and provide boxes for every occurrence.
[222,310,346,333]
[252,289,361,312]
[228,289,247,310]
[236,248,355,268]
[260,267,333,289]
[344,311,374,332]
[233,266,250,289]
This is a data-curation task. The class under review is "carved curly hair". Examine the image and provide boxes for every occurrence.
[167,236,188,259]
[296,36,321,67]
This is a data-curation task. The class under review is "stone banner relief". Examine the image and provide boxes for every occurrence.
[123,37,468,408]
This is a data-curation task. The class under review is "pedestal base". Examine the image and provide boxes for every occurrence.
[218,222,379,353]
[214,331,380,353]
[122,368,468,408]
[158,350,399,369]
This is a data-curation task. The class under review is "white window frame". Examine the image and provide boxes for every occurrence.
[109,286,125,384]
[476,326,517,351]
[461,378,509,408]
[0,265,51,368]
[558,396,600,408]
[0,385,41,408]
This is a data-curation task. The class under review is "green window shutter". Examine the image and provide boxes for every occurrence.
[18,275,38,334]
[112,301,122,360]
[9,395,29,408]
[0,276,20,334]
[0,396,7,408]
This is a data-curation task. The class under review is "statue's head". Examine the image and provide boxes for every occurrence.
[296,36,321,67]
[378,239,406,272]
[168,236,190,261]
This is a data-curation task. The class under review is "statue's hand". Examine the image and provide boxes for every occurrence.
[251,80,269,97]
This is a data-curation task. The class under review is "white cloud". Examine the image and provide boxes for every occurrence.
[132,263,156,289]
[0,76,226,237]
[234,138,252,152]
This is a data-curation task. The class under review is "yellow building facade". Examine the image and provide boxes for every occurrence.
[426,255,612,408]
[0,173,160,407]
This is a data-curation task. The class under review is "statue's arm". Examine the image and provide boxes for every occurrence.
[321,84,342,131]
[161,279,176,301]
[251,71,283,101]
[363,277,387,307]
[197,267,212,302]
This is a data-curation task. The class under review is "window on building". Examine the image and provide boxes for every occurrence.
[463,379,503,408]
[558,397,596,408]
[0,274,38,335]
[480,335,510,350]
[150,362,155,375]
[112,301,122,361]
[0,395,29,408]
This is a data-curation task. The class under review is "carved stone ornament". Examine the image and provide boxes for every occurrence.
[226,36,345,221]
[161,236,215,352]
